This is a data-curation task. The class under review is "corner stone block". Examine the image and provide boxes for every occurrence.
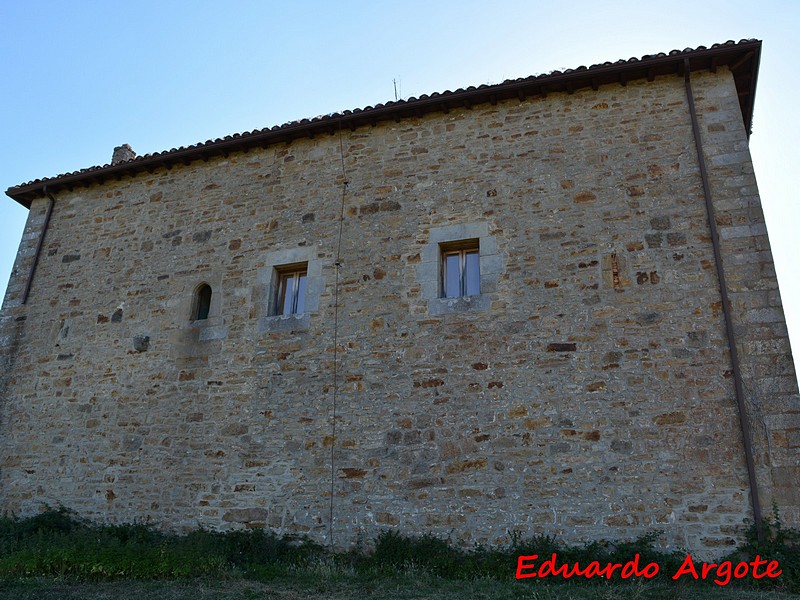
[479,254,504,276]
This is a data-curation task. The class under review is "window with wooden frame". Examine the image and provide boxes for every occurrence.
[441,239,480,298]
[275,264,308,316]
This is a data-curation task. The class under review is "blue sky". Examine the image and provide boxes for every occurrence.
[1,0,798,382]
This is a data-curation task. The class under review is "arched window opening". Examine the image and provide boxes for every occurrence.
[193,283,212,321]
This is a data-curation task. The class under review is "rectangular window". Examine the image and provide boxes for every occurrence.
[441,240,480,298]
[276,267,308,315]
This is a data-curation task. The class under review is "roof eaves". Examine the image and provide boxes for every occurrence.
[6,39,762,208]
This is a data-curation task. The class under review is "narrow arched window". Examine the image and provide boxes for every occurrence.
[193,283,212,321]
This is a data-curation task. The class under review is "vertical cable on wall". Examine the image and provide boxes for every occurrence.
[328,120,349,547]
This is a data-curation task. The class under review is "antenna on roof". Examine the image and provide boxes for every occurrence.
[393,78,401,101]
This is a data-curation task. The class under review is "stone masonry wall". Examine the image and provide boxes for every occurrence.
[1,67,797,554]
[692,73,800,525]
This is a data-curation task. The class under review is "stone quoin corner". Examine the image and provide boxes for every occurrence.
[1,39,798,553]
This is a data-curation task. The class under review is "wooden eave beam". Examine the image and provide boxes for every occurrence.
[729,51,754,73]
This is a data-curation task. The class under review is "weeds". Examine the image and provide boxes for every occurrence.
[722,507,800,593]
[0,507,796,596]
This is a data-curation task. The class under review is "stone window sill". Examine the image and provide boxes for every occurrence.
[259,313,310,333]
[428,294,491,315]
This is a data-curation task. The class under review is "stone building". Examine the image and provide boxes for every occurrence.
[1,39,797,553]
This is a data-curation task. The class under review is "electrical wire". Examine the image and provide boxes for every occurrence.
[328,120,349,547]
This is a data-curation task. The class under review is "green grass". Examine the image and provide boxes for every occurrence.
[0,508,797,598]
[1,573,798,600]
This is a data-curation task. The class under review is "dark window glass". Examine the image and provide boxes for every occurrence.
[194,284,212,320]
